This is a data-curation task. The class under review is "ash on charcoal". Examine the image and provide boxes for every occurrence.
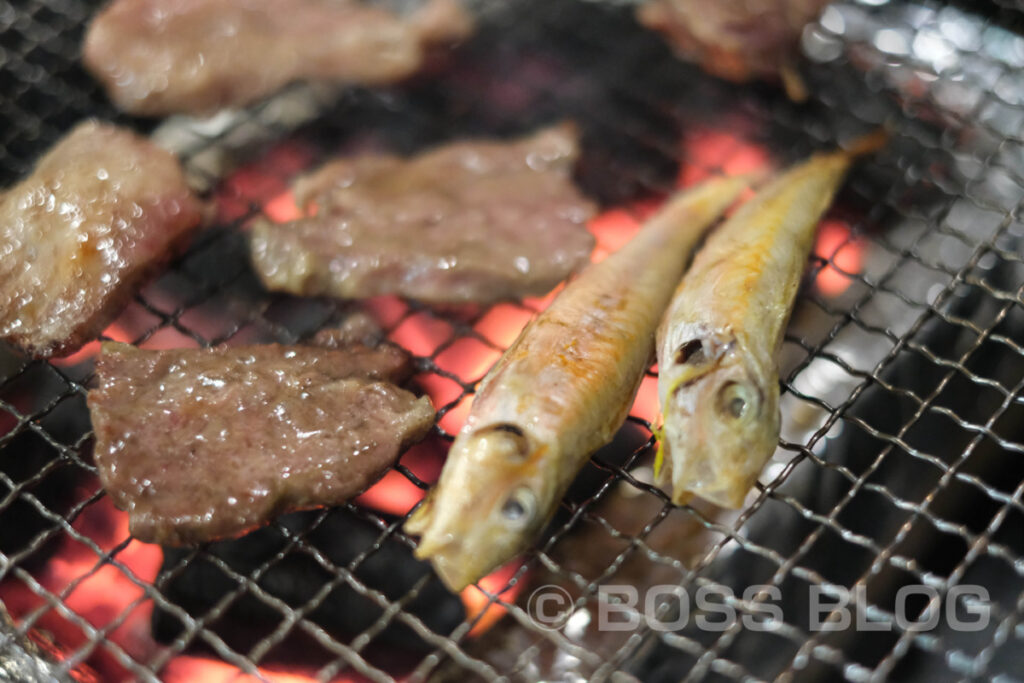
[152,507,464,660]
[0,603,100,683]
[0,603,54,683]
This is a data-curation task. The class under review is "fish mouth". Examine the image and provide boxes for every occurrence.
[405,494,490,591]
[414,537,482,592]
[403,496,433,536]
[655,452,696,507]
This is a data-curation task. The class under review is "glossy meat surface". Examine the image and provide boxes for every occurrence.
[306,313,413,380]
[89,343,434,545]
[308,311,389,349]
[0,121,202,358]
[83,0,474,115]
[250,124,597,304]
[637,0,828,86]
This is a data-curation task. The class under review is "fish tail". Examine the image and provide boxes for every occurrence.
[779,62,808,103]
[843,129,889,158]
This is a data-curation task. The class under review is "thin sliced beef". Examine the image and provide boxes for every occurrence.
[0,121,203,358]
[83,0,474,116]
[637,0,828,91]
[308,311,389,349]
[250,124,597,304]
[305,313,413,379]
[88,342,434,545]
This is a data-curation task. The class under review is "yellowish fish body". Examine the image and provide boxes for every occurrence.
[405,176,749,591]
[656,135,885,509]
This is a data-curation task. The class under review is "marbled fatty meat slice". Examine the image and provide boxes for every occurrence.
[0,121,202,358]
[249,124,597,304]
[88,343,434,545]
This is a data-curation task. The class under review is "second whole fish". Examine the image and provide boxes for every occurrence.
[405,175,749,591]
[655,133,886,509]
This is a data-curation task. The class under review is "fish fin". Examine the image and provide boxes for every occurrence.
[779,63,808,103]
[652,421,666,479]
[664,362,714,396]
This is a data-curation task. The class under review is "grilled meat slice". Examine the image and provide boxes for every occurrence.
[637,0,829,96]
[83,0,474,116]
[88,343,434,545]
[250,124,597,304]
[0,121,202,359]
[305,315,414,382]
[308,311,389,349]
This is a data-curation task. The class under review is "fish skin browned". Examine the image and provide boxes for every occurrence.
[88,342,434,545]
[249,124,597,304]
[83,0,474,116]
[405,176,749,591]
[0,121,202,359]
[656,134,886,509]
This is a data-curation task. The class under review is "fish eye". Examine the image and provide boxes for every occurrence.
[717,381,757,420]
[675,339,705,365]
[500,486,536,528]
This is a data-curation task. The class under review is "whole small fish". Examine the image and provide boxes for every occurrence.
[655,133,886,509]
[405,176,749,591]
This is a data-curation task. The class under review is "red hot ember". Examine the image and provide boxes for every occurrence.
[0,122,871,683]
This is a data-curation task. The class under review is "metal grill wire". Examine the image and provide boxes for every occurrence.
[0,0,1021,681]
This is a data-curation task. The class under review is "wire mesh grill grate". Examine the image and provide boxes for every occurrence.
[1,0,1023,681]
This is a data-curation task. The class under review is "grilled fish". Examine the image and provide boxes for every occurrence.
[655,133,886,509]
[405,176,749,591]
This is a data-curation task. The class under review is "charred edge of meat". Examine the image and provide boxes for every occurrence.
[20,217,200,360]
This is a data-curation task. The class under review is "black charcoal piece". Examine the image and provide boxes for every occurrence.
[152,507,464,659]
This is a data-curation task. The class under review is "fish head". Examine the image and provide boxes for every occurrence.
[405,423,551,591]
[658,333,779,509]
